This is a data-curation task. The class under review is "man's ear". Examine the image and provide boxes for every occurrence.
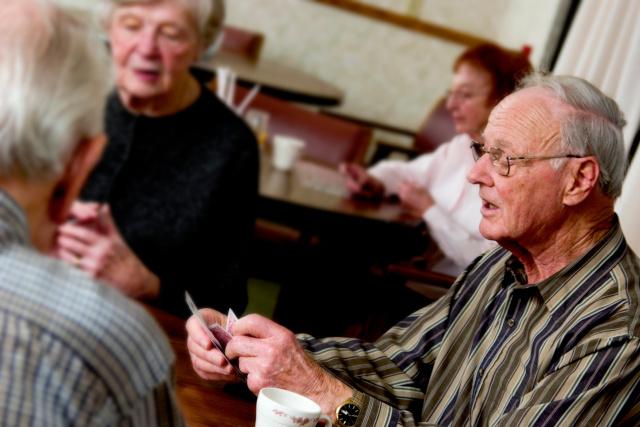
[49,134,107,223]
[563,157,600,206]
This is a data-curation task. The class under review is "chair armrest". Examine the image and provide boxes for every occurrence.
[386,263,455,288]
[254,219,301,244]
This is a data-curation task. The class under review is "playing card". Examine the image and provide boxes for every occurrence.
[184,292,245,381]
[210,324,232,350]
[226,308,238,333]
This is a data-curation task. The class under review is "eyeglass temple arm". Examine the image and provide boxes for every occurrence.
[507,153,583,161]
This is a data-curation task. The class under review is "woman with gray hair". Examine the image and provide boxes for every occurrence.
[55,0,258,318]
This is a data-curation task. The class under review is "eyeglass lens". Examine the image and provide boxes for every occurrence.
[470,142,510,176]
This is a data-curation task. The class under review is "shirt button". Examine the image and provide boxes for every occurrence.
[478,368,484,378]
[507,319,515,327]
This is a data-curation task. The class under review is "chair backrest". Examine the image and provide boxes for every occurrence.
[220,26,264,62]
[237,88,372,167]
[413,96,457,153]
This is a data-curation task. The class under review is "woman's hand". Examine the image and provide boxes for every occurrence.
[54,202,160,299]
[340,163,385,200]
[397,181,435,218]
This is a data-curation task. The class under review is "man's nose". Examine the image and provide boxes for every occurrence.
[467,153,492,185]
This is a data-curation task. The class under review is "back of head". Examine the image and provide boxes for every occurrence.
[455,43,533,104]
[0,0,110,181]
[520,72,627,199]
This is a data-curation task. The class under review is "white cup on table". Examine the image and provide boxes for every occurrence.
[272,135,305,171]
[256,387,332,427]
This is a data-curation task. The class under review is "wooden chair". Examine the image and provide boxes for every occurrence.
[220,25,264,62]
[377,233,456,303]
[369,96,456,163]
[413,97,457,153]
[387,260,456,301]
[236,87,372,167]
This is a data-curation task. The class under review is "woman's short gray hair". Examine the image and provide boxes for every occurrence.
[105,0,225,55]
[520,72,627,199]
[0,0,110,180]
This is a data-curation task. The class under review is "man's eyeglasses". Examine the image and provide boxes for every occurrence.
[470,141,583,176]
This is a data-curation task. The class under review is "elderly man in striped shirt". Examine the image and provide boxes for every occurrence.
[188,73,639,426]
[0,0,183,424]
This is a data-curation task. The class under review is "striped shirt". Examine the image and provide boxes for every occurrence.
[300,218,640,426]
[0,190,184,426]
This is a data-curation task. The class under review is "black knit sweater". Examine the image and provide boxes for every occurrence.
[82,86,259,318]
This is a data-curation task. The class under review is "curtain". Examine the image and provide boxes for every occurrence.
[618,152,640,254]
[554,0,640,253]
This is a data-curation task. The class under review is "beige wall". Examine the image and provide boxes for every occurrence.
[226,0,563,133]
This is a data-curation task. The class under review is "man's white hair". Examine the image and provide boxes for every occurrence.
[520,72,627,199]
[0,0,110,180]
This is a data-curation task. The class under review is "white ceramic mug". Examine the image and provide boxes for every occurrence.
[272,135,305,171]
[256,387,332,427]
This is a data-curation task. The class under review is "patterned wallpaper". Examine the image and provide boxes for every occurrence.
[226,0,562,134]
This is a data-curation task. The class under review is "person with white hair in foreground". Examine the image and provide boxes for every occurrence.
[0,0,183,424]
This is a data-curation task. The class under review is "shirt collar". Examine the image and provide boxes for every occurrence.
[504,256,528,287]
[0,188,30,247]
[502,216,626,312]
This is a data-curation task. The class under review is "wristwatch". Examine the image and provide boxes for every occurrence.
[335,396,362,427]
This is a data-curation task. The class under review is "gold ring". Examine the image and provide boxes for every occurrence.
[73,255,82,268]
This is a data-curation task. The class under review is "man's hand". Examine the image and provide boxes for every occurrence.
[397,181,435,217]
[186,308,239,382]
[227,314,352,416]
[54,202,160,299]
[340,163,385,200]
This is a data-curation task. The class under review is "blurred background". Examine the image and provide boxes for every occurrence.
[225,0,568,149]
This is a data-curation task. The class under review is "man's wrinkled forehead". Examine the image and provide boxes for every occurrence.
[484,87,567,149]
[492,87,564,121]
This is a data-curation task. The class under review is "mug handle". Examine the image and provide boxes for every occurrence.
[318,415,332,426]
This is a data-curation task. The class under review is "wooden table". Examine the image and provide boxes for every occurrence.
[195,52,344,106]
[258,153,422,250]
[145,306,256,427]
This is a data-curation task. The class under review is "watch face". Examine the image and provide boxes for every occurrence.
[337,402,360,426]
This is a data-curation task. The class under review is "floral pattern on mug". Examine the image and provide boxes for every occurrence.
[272,408,315,426]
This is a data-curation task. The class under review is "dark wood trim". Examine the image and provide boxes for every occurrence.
[312,0,491,47]
[320,109,415,136]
